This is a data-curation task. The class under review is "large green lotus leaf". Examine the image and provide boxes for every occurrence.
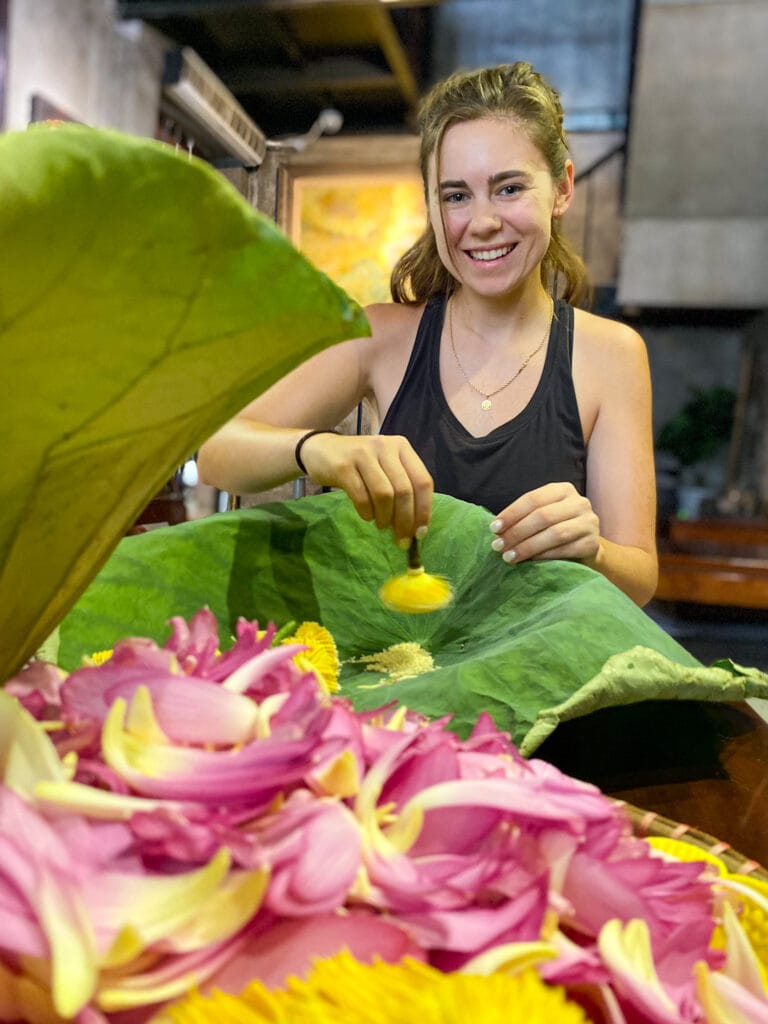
[0,125,367,680]
[58,491,768,750]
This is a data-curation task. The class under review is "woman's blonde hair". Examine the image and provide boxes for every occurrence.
[390,62,591,307]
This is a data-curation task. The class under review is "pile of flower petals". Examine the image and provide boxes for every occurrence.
[1,608,767,1024]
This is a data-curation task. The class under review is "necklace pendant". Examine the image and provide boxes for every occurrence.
[481,398,492,411]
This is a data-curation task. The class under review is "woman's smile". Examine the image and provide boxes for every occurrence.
[465,244,516,262]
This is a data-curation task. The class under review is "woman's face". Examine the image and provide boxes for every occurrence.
[426,116,573,298]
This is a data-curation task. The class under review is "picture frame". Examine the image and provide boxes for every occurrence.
[277,135,425,306]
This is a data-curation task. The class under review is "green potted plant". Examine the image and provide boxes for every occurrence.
[656,386,736,518]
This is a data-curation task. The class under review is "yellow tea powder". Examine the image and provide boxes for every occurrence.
[350,641,435,685]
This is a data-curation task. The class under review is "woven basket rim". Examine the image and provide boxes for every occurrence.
[617,800,768,881]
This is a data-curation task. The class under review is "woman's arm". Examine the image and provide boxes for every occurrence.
[197,313,433,543]
[580,321,658,604]
[197,336,368,494]
[487,317,658,606]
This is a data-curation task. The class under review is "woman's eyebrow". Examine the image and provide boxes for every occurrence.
[489,169,530,184]
[439,169,533,190]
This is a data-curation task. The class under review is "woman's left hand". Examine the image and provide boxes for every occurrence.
[489,482,601,566]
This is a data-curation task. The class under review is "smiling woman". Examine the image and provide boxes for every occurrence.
[197,61,658,607]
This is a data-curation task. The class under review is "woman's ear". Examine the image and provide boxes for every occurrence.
[553,159,575,218]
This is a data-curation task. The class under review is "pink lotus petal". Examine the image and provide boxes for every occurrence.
[538,929,608,987]
[129,807,234,864]
[0,835,48,955]
[202,911,424,993]
[62,642,178,725]
[221,644,307,697]
[5,661,65,718]
[462,712,528,764]
[254,795,361,916]
[0,789,101,1015]
[563,847,716,948]
[407,804,512,858]
[651,918,724,1014]
[0,788,136,962]
[111,676,258,747]
[202,617,277,683]
[378,728,462,808]
[102,693,345,805]
[164,608,221,676]
[74,759,134,794]
[398,873,548,955]
[361,844,496,908]
[60,638,259,745]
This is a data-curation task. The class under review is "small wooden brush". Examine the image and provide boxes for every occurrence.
[379,537,453,614]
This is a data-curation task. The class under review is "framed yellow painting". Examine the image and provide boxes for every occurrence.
[278,137,425,306]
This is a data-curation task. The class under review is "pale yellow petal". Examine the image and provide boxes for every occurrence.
[461,941,558,976]
[718,889,768,995]
[36,872,98,1018]
[125,685,172,744]
[35,779,184,819]
[161,868,270,953]
[311,748,360,798]
[598,918,678,1017]
[0,691,68,799]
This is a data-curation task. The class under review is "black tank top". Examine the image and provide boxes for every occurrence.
[379,295,587,514]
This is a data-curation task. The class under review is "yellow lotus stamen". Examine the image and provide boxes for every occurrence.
[156,951,588,1023]
[88,649,113,666]
[350,642,435,684]
[282,622,340,694]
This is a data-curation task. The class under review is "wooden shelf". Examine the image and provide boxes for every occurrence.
[656,517,768,609]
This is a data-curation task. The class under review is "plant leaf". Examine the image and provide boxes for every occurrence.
[56,490,767,751]
[0,125,368,680]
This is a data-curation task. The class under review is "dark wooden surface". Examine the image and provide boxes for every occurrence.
[536,699,768,867]
[656,517,768,609]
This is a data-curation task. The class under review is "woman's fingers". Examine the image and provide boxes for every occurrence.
[299,432,433,540]
[393,445,434,542]
[490,483,600,563]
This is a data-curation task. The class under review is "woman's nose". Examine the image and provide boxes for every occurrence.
[470,203,502,232]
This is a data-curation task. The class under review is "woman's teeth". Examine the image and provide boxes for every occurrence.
[469,245,513,261]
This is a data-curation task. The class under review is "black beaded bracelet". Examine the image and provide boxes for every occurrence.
[294,429,339,476]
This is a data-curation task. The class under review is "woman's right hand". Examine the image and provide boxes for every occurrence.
[298,432,434,546]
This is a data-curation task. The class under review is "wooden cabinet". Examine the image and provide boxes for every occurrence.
[656,517,768,609]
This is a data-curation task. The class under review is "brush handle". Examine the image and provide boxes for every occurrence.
[407,537,423,571]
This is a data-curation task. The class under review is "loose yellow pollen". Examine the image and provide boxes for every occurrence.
[350,642,436,685]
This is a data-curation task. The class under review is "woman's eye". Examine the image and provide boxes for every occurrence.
[442,191,467,204]
[499,183,523,197]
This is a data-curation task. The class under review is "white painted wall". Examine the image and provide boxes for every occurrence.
[618,0,768,307]
[6,0,166,135]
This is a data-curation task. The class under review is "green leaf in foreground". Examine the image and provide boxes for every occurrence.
[59,491,768,751]
[0,125,368,679]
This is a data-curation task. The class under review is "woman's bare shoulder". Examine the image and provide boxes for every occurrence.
[573,303,647,348]
[358,301,426,368]
[363,301,425,341]
[572,306,647,358]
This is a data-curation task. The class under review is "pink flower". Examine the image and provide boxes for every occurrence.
[3,610,766,1023]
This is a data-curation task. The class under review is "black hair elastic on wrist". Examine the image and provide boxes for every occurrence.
[294,429,339,476]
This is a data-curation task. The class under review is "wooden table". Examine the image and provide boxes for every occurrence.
[536,698,768,868]
[656,517,768,609]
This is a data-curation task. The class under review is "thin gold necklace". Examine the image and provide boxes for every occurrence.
[447,297,553,411]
